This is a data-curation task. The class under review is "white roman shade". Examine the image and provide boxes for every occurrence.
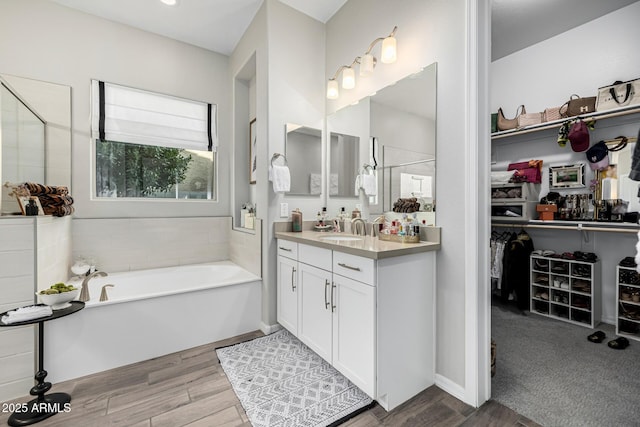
[91,80,217,151]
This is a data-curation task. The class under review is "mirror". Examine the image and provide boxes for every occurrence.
[285,123,322,196]
[329,132,359,197]
[326,63,437,222]
[0,74,71,215]
[606,138,639,212]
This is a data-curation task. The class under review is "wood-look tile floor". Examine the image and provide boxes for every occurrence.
[0,331,540,427]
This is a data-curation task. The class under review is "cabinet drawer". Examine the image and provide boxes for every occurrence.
[299,244,332,271]
[333,252,375,285]
[277,239,298,259]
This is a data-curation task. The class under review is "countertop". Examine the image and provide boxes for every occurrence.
[274,230,441,260]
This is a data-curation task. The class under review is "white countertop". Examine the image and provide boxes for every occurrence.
[274,230,440,260]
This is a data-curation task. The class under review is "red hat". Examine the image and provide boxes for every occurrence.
[568,120,590,152]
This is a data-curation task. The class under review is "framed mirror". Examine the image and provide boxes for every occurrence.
[0,74,71,215]
[285,123,322,196]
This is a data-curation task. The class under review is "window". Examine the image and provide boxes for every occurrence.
[91,80,217,200]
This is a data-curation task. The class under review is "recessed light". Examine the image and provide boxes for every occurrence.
[160,0,178,6]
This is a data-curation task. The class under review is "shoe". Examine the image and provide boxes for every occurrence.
[587,331,606,343]
[608,337,630,350]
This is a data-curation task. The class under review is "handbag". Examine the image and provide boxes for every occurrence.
[497,105,526,131]
[596,79,640,111]
[560,94,597,117]
[517,112,544,128]
[543,106,562,122]
[507,160,543,184]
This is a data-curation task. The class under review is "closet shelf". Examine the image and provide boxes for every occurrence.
[491,105,640,140]
[492,219,640,234]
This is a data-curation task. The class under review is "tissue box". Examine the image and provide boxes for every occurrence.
[536,204,557,221]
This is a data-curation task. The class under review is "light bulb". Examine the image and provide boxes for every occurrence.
[342,67,355,89]
[327,80,339,99]
[381,36,397,64]
[160,0,178,5]
[360,53,375,77]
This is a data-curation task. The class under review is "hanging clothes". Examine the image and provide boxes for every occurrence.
[502,230,535,310]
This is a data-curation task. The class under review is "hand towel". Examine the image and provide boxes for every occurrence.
[362,174,377,196]
[310,173,321,195]
[330,174,339,196]
[270,165,290,193]
[1,305,53,324]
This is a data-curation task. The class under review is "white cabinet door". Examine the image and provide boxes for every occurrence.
[277,255,298,335]
[332,274,375,397]
[298,263,333,362]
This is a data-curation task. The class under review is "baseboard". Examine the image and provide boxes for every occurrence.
[435,374,467,404]
[260,322,282,335]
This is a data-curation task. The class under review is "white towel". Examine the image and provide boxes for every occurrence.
[1,305,52,324]
[310,173,321,195]
[269,165,290,193]
[362,174,377,196]
[330,174,339,196]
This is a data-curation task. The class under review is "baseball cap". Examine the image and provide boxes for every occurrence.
[568,120,590,152]
[585,141,609,171]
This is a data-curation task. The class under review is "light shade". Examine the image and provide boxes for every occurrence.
[327,79,339,99]
[360,54,375,77]
[381,36,397,64]
[342,67,355,89]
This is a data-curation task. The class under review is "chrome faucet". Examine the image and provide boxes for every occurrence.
[79,271,108,302]
[351,218,367,236]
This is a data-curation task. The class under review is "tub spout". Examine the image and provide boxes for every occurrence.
[79,271,108,302]
[100,284,115,302]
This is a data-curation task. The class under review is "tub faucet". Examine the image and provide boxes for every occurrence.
[99,284,115,302]
[351,218,366,236]
[79,271,108,302]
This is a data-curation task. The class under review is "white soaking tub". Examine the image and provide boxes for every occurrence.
[44,261,261,383]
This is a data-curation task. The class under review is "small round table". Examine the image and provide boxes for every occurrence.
[0,301,84,426]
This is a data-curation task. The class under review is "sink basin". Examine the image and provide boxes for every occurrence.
[319,235,363,242]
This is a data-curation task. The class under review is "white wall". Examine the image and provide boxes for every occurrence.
[326,0,485,402]
[491,2,640,325]
[0,0,231,218]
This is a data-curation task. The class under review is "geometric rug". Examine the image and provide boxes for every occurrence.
[215,329,374,427]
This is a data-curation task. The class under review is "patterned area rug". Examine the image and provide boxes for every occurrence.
[216,329,373,427]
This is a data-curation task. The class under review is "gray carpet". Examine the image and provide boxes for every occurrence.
[216,329,373,427]
[492,304,640,427]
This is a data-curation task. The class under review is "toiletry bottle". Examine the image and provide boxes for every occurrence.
[352,208,361,219]
[292,208,302,232]
[26,199,38,216]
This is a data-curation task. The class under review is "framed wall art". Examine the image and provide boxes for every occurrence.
[549,163,585,189]
[249,118,257,184]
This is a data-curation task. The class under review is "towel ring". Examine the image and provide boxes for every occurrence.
[361,163,374,174]
[271,153,288,166]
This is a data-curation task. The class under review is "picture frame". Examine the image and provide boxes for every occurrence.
[549,163,585,189]
[249,118,257,184]
[17,196,44,215]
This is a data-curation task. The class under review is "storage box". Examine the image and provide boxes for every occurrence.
[536,204,557,221]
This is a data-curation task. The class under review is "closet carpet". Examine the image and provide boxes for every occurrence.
[491,303,640,427]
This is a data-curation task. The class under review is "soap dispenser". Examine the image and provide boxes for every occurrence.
[292,208,303,232]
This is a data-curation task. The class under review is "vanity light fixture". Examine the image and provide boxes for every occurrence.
[326,26,398,99]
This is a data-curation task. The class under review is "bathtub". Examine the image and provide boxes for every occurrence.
[44,261,262,383]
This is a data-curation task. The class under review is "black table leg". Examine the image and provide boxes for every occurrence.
[7,321,71,426]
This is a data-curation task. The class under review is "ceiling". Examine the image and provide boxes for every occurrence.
[50,0,639,59]
[491,0,639,60]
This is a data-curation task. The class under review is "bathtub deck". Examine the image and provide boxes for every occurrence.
[0,333,538,427]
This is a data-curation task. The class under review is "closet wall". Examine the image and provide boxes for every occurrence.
[491,2,640,324]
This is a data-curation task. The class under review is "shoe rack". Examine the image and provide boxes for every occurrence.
[616,265,640,342]
[530,255,601,328]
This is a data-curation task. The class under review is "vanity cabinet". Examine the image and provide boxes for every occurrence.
[297,244,375,396]
[277,240,299,334]
[276,236,436,411]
